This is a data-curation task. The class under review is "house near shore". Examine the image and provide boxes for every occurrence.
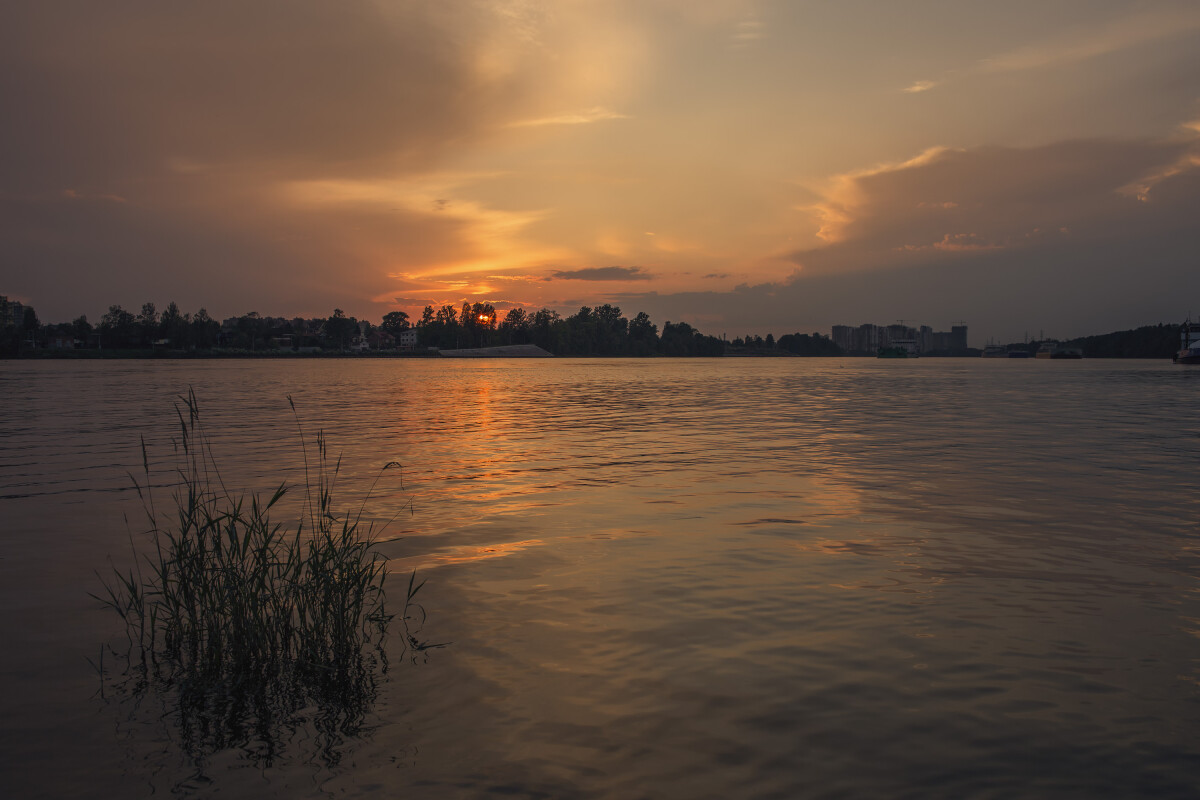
[396,329,418,350]
[47,332,76,349]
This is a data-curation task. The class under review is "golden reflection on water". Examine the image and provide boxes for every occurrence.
[390,537,546,570]
[4,359,1200,798]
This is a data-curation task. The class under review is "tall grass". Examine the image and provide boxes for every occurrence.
[93,389,430,769]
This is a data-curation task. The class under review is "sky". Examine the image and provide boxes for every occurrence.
[2,0,1200,344]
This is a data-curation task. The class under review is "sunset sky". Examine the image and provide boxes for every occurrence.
[3,0,1200,343]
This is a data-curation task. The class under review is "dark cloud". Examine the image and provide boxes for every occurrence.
[614,137,1200,341]
[0,1,550,320]
[548,266,653,281]
[0,2,522,189]
[793,138,1199,274]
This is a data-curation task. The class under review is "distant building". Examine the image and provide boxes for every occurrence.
[396,329,418,350]
[0,296,25,329]
[832,321,968,353]
[47,332,76,349]
[831,325,854,352]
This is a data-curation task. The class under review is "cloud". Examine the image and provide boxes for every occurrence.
[0,3,527,190]
[731,19,764,48]
[548,266,653,281]
[508,106,630,127]
[62,189,127,204]
[607,132,1200,339]
[903,6,1200,95]
[0,1,637,319]
[799,137,1199,268]
[806,147,950,244]
[607,223,1200,343]
[980,7,1200,75]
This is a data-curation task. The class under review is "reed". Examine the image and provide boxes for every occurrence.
[92,389,427,766]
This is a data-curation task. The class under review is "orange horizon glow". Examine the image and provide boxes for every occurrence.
[3,2,1199,341]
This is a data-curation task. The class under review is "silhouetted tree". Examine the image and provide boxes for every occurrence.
[137,302,158,346]
[100,305,137,348]
[529,308,561,352]
[629,311,658,355]
[381,311,410,338]
[499,308,529,344]
[159,302,189,348]
[192,308,219,349]
[71,315,93,346]
[777,332,841,356]
[321,309,357,351]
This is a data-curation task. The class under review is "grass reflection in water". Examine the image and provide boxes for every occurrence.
[91,391,439,782]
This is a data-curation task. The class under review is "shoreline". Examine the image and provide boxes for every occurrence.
[1,350,1175,360]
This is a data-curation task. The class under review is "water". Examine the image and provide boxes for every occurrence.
[2,358,1199,798]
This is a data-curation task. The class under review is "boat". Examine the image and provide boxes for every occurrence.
[878,338,919,358]
[1035,341,1083,359]
[1174,318,1200,364]
[982,344,1007,358]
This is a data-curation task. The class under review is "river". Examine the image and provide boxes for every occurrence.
[1,357,1199,798]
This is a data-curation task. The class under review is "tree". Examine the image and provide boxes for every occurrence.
[777,332,841,356]
[381,311,410,338]
[629,311,658,356]
[100,305,137,348]
[192,308,219,349]
[460,302,497,346]
[321,309,357,350]
[500,308,529,344]
[137,302,158,346]
[71,315,93,345]
[234,311,270,350]
[159,302,189,348]
[22,307,40,346]
[529,308,561,352]
[593,304,628,355]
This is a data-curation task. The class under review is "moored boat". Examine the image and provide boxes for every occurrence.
[1174,318,1200,364]
[1035,341,1083,359]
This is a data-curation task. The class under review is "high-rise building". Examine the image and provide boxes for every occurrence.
[830,321,968,353]
[831,325,854,352]
[0,296,24,329]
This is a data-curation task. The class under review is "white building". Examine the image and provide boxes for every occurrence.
[397,329,418,350]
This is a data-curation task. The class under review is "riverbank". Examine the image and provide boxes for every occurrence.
[3,348,444,359]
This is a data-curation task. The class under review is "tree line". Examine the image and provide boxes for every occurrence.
[3,299,753,357]
[412,301,728,356]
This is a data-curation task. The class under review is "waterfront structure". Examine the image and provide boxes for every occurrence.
[396,329,418,351]
[0,296,25,329]
[832,322,968,354]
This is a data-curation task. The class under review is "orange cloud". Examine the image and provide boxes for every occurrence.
[793,136,1200,276]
